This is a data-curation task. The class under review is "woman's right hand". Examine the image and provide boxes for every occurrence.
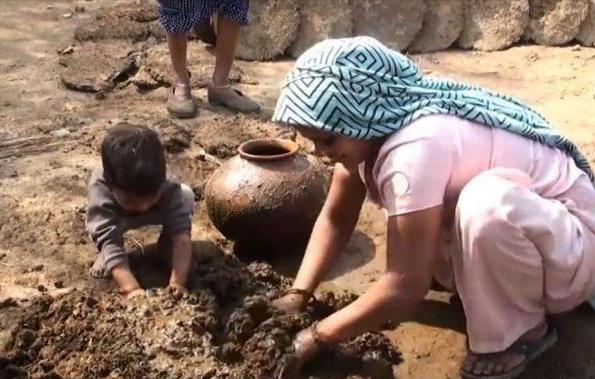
[271,293,308,314]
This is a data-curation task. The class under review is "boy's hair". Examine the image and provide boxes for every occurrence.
[101,124,166,196]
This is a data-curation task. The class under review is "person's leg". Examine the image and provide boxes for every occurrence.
[212,16,241,87]
[453,169,595,378]
[167,33,191,86]
[89,254,109,278]
[158,0,199,118]
[207,1,260,113]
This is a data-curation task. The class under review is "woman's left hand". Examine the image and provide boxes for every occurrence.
[293,326,322,361]
[278,325,325,378]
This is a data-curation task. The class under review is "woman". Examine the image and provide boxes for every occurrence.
[270,37,595,379]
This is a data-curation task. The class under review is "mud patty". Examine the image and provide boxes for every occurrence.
[0,253,400,379]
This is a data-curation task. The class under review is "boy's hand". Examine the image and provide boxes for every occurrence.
[169,233,192,291]
[126,288,146,299]
[167,282,188,295]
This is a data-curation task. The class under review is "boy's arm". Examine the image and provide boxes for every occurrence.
[87,182,142,295]
[168,233,192,290]
[163,184,194,291]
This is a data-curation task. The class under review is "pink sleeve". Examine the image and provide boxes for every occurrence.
[376,135,453,216]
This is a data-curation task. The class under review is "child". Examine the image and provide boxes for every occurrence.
[158,0,260,118]
[86,124,195,299]
[271,37,595,379]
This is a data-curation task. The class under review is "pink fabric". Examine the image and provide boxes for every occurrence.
[360,115,595,353]
[360,114,584,216]
[454,169,595,352]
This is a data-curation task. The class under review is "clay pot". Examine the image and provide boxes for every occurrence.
[204,138,330,258]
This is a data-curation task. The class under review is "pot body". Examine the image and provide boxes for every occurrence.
[205,149,329,255]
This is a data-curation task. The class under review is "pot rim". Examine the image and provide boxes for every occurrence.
[238,138,299,161]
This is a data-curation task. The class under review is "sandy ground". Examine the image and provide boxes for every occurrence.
[1,1,594,378]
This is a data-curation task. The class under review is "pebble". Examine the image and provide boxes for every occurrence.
[37,285,48,292]
[63,13,73,18]
[59,46,74,55]
[74,6,85,12]
[54,281,64,289]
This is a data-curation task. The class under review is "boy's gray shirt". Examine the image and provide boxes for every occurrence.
[86,166,191,272]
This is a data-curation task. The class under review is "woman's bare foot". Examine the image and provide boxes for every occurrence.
[461,321,555,379]
[89,255,109,278]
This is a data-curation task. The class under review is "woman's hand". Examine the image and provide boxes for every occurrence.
[278,325,325,379]
[271,293,308,314]
[293,326,323,361]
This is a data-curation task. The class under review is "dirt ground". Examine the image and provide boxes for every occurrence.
[1,1,594,378]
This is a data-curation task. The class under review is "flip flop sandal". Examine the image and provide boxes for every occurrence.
[460,326,558,379]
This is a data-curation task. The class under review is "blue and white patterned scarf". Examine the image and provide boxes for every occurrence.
[272,36,594,184]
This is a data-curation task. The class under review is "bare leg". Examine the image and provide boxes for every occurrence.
[207,16,260,113]
[165,32,196,118]
[89,255,109,279]
[212,16,241,86]
[167,32,191,85]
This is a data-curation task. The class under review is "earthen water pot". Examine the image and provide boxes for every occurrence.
[204,138,330,258]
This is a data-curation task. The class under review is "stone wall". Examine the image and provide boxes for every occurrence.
[237,0,595,60]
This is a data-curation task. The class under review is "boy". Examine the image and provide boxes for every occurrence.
[158,0,260,117]
[86,124,195,299]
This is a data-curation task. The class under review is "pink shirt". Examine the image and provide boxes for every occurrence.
[360,115,586,216]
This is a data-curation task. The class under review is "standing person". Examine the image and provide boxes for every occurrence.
[271,37,595,379]
[158,0,261,118]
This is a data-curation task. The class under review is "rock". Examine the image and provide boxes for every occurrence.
[525,0,589,45]
[353,0,426,51]
[409,0,464,53]
[130,66,161,90]
[133,43,245,90]
[59,41,140,93]
[0,297,18,309]
[236,0,300,61]
[99,2,158,22]
[59,45,74,55]
[153,119,192,153]
[577,0,595,47]
[287,0,354,58]
[74,19,164,43]
[458,0,530,51]
[74,2,163,42]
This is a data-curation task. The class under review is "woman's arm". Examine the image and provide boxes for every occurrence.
[316,205,443,342]
[273,163,367,311]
